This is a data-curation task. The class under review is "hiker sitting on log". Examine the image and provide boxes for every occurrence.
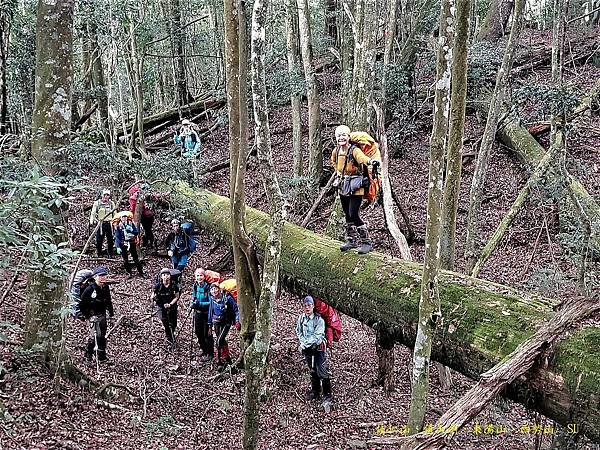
[173,118,201,158]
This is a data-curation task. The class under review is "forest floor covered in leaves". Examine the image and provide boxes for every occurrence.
[2,32,600,450]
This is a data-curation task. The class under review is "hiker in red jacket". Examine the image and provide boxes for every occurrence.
[127,181,156,249]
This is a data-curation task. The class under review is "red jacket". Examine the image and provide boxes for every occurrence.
[314,298,342,347]
[128,185,154,218]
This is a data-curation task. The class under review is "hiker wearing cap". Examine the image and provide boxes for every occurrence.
[173,119,201,157]
[89,189,116,257]
[331,125,379,254]
[151,268,181,344]
[114,212,144,278]
[79,267,115,362]
[296,295,333,404]
[190,268,214,361]
[207,282,240,370]
[165,218,191,272]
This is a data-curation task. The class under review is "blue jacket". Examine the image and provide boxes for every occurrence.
[296,313,325,350]
[208,293,239,326]
[192,281,211,312]
[115,220,139,248]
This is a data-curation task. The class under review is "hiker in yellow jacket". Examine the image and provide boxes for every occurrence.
[89,189,116,256]
[331,125,380,254]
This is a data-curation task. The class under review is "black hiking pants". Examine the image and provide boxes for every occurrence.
[95,221,114,256]
[340,194,364,226]
[303,346,331,398]
[158,305,178,342]
[194,310,214,356]
[120,242,143,275]
[141,215,155,248]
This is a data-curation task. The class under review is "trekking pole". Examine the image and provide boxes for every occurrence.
[93,320,100,374]
[188,311,195,373]
[174,305,193,344]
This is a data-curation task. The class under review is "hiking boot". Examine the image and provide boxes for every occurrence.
[305,390,320,401]
[340,224,359,252]
[356,225,373,254]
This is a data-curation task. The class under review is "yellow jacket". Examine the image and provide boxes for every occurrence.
[90,199,116,224]
[331,145,370,196]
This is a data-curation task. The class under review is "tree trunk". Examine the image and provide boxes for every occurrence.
[476,0,514,41]
[297,0,323,188]
[224,0,261,357]
[171,183,600,444]
[440,0,470,271]
[0,4,12,134]
[464,0,525,272]
[127,18,148,158]
[370,296,600,449]
[471,140,560,277]
[325,0,338,42]
[168,0,192,106]
[89,23,111,148]
[243,0,286,446]
[25,0,75,366]
[340,0,354,123]
[286,0,303,177]
[407,0,453,433]
[346,0,377,129]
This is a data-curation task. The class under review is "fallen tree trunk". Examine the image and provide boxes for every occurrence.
[496,111,600,256]
[117,96,225,138]
[173,183,600,442]
[369,295,600,449]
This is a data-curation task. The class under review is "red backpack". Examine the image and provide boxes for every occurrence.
[314,298,343,348]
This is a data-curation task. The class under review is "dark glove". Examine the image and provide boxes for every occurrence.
[369,159,380,168]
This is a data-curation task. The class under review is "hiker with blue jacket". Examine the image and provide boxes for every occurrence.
[114,212,144,278]
[191,268,215,362]
[79,267,114,362]
[173,119,201,158]
[164,218,192,272]
[296,295,333,406]
[208,282,240,370]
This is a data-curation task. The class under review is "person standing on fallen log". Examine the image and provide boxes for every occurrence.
[331,125,380,254]
[173,118,201,158]
[296,295,333,408]
[164,218,191,272]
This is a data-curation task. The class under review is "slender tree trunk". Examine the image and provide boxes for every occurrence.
[243,0,286,446]
[407,0,453,433]
[340,0,354,123]
[286,0,303,177]
[168,0,191,105]
[224,0,261,358]
[0,4,12,134]
[440,0,471,270]
[464,0,525,272]
[88,23,111,147]
[476,0,514,41]
[325,0,338,42]
[127,18,148,159]
[25,0,75,366]
[347,0,377,129]
[297,0,323,188]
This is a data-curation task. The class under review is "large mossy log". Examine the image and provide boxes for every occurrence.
[175,184,600,442]
[497,112,600,255]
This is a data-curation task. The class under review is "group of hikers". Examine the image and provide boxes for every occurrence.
[75,123,382,408]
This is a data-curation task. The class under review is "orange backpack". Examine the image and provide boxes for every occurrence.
[204,270,223,284]
[220,278,238,302]
[349,132,382,204]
